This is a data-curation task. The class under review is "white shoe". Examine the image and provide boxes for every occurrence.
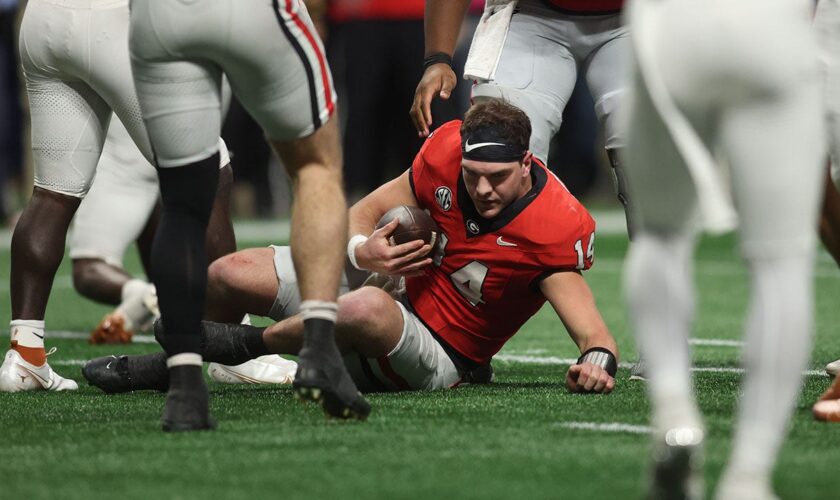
[826,358,840,377]
[0,349,78,392]
[208,355,297,385]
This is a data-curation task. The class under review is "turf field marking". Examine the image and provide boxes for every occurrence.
[492,354,827,377]
[48,330,156,344]
[553,421,652,434]
[52,359,87,366]
[689,339,743,347]
[38,334,827,377]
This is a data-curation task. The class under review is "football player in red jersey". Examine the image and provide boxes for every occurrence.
[83,100,619,395]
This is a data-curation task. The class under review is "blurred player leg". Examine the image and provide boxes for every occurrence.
[626,0,824,498]
[814,0,840,386]
[623,67,705,500]
[716,79,823,498]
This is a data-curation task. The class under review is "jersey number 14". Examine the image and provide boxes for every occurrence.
[574,232,595,270]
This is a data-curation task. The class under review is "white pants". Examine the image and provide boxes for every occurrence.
[129,0,336,168]
[270,246,461,392]
[472,0,628,161]
[19,0,153,197]
[816,0,840,188]
[624,0,824,257]
[69,116,158,266]
[69,114,232,267]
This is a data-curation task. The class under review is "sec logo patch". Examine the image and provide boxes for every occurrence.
[435,187,452,211]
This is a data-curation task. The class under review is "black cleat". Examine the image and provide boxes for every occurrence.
[649,428,704,500]
[463,363,494,385]
[82,353,168,393]
[293,346,371,420]
[161,365,215,433]
[82,355,134,394]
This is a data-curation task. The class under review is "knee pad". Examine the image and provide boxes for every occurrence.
[594,90,625,150]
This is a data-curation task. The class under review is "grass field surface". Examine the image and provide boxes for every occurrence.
[1,225,839,499]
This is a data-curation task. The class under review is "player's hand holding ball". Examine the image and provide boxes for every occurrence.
[353,206,439,277]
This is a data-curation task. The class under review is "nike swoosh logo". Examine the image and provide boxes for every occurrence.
[18,364,50,387]
[32,332,44,339]
[464,139,506,153]
[496,236,517,247]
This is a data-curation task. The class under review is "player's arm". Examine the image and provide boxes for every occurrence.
[410,0,472,137]
[539,271,619,394]
[349,169,433,276]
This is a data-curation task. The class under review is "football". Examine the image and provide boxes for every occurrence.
[375,205,440,247]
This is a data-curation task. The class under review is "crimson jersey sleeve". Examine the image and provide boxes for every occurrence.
[404,120,597,365]
[409,120,463,210]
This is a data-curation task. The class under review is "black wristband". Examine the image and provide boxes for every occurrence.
[424,52,453,70]
[577,347,618,378]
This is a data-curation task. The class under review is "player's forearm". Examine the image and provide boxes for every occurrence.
[348,170,419,238]
[424,0,472,57]
[574,325,619,361]
[348,198,382,238]
[541,271,619,360]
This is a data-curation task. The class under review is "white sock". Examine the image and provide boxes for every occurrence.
[166,353,203,368]
[10,319,45,349]
[625,233,703,432]
[725,255,814,480]
[117,279,156,330]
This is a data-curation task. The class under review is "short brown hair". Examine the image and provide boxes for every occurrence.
[460,99,531,154]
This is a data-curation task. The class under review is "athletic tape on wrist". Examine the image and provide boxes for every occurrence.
[347,234,369,270]
[577,347,618,377]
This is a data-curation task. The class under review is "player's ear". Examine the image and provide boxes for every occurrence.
[521,151,533,176]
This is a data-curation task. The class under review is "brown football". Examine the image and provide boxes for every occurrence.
[375,205,440,248]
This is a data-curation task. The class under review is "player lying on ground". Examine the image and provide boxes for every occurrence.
[84,100,619,395]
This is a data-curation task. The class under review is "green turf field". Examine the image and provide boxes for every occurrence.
[1,229,839,499]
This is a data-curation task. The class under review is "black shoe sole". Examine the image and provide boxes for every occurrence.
[293,379,371,420]
[649,444,701,500]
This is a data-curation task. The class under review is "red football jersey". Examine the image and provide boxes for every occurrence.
[405,121,596,365]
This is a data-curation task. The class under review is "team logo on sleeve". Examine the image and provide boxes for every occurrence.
[435,187,452,211]
[467,220,480,235]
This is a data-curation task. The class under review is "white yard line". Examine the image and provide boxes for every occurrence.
[49,330,156,344]
[553,421,652,434]
[688,339,743,347]
[492,354,827,377]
